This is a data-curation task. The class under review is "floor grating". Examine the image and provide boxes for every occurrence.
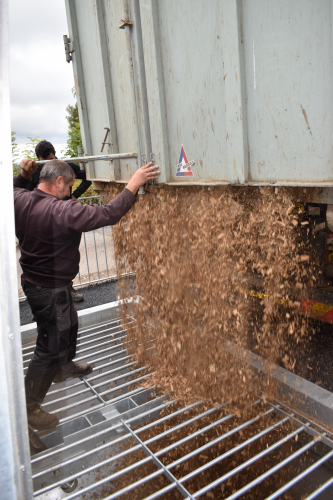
[23,316,333,499]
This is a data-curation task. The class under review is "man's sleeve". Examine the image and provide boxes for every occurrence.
[63,187,136,233]
[13,174,30,190]
[67,161,92,199]
[25,165,43,191]
[67,161,81,175]
[72,179,92,199]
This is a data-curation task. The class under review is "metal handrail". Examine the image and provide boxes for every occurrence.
[35,152,137,166]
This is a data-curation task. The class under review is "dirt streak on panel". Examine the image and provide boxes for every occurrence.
[300,104,313,136]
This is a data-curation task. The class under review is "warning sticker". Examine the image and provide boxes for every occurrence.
[176,145,194,177]
[301,298,333,324]
[308,206,320,216]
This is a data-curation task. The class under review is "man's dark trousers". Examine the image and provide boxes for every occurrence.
[22,280,78,407]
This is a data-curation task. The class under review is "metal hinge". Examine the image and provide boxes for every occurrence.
[63,35,74,63]
[119,19,133,29]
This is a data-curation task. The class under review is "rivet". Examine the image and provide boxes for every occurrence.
[21,465,25,472]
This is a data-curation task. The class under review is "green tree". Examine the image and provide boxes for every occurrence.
[12,133,42,175]
[61,88,82,158]
[61,120,82,158]
[62,88,98,202]
[65,101,79,128]
[12,131,20,176]
[12,134,44,176]
[21,136,43,160]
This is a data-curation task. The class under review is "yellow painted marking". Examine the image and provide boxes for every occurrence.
[311,302,333,317]
[249,289,286,305]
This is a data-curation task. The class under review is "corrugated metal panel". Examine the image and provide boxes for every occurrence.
[243,0,333,183]
[65,0,144,181]
[65,0,333,186]
[140,0,235,183]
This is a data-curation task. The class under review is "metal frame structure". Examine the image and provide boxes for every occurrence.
[27,315,333,499]
[0,1,33,498]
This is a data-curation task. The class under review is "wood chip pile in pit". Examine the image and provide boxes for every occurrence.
[111,396,311,500]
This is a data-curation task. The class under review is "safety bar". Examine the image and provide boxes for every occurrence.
[36,152,138,166]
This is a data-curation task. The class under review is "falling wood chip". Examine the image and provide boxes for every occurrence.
[111,182,319,439]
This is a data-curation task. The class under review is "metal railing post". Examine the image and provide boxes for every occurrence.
[110,225,118,277]
[99,196,110,278]
[90,198,100,280]
[0,1,33,496]
[82,232,91,283]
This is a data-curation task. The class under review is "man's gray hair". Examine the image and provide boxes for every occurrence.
[39,160,74,185]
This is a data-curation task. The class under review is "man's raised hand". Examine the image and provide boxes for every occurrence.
[20,159,37,180]
[126,162,160,195]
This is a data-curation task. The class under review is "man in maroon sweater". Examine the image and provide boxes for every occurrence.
[14,158,159,430]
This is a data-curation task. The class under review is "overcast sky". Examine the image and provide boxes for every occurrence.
[9,0,75,148]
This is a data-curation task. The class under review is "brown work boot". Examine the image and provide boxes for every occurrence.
[27,405,59,431]
[53,361,93,383]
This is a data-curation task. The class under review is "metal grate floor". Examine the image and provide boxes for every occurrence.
[24,317,333,499]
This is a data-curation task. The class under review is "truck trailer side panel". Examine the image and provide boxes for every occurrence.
[65,0,333,186]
